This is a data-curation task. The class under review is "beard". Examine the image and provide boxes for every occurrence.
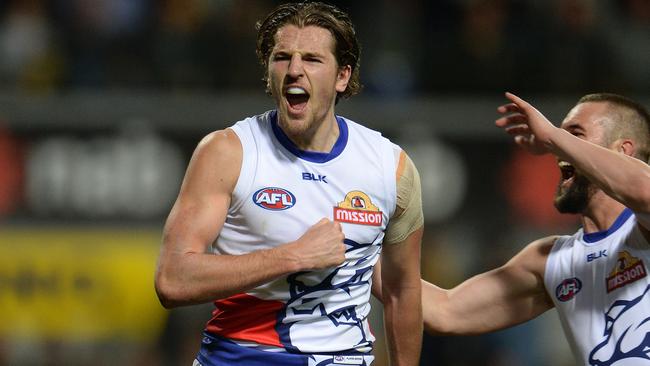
[554,173,593,214]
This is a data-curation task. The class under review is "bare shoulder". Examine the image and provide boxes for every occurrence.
[182,128,243,195]
[196,128,242,159]
[524,235,558,258]
[194,129,241,166]
[508,235,559,276]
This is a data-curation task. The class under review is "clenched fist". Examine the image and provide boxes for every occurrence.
[289,218,346,271]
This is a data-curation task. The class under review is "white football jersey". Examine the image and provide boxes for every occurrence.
[204,110,399,355]
[545,208,650,365]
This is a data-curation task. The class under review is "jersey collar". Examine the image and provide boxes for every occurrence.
[583,208,634,243]
[270,110,348,163]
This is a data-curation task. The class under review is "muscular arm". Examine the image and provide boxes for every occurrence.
[381,150,423,365]
[497,92,650,230]
[423,237,555,335]
[155,129,345,308]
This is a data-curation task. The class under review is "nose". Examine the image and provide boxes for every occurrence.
[287,53,304,78]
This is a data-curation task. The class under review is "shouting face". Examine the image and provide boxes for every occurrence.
[554,102,613,214]
[267,25,351,147]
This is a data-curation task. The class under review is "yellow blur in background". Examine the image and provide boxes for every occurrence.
[0,228,167,343]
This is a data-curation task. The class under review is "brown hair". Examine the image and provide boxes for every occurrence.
[256,2,362,100]
[577,93,650,163]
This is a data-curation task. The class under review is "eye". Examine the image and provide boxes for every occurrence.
[566,127,585,138]
[272,54,290,61]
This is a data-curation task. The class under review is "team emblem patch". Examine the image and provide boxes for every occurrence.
[333,191,383,226]
[555,277,582,302]
[606,251,647,293]
[253,187,296,210]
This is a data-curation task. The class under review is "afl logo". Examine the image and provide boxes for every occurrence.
[253,187,296,211]
[556,277,582,302]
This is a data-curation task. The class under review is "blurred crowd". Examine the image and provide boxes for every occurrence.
[0,0,649,95]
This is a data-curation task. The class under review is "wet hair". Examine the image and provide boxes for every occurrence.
[255,2,362,100]
[577,93,650,163]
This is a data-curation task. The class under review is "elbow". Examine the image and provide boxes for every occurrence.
[421,287,457,336]
[156,290,179,309]
[424,323,447,336]
[423,308,454,336]
[154,270,185,309]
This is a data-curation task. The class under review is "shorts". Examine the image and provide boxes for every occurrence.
[193,333,374,366]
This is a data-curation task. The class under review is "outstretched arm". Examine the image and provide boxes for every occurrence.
[423,237,555,335]
[496,92,650,229]
[155,129,346,308]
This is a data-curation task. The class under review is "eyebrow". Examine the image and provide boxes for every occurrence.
[272,49,326,58]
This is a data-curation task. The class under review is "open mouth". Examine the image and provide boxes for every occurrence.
[559,161,575,184]
[285,87,310,112]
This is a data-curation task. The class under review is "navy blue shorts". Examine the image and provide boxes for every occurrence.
[194,333,374,366]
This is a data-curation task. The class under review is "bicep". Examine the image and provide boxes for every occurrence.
[433,238,555,334]
[162,130,242,255]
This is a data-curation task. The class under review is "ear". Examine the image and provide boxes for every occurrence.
[335,65,352,93]
[615,139,636,157]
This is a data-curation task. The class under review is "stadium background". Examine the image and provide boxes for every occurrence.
[0,0,648,364]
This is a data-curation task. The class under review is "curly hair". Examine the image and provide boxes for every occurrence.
[256,2,362,100]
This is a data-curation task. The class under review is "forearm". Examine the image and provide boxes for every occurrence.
[422,281,453,335]
[550,128,650,212]
[155,243,301,308]
[383,285,422,366]
[424,265,552,335]
[422,277,509,336]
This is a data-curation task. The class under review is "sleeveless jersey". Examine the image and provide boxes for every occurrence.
[204,110,398,355]
[545,208,650,365]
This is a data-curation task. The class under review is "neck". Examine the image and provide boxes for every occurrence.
[279,112,339,153]
[580,193,627,233]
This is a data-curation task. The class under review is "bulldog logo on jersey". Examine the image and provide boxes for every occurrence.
[333,191,383,226]
[253,187,296,211]
[606,251,647,293]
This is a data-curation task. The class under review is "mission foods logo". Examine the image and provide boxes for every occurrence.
[607,251,647,293]
[555,277,582,302]
[333,191,382,226]
[253,187,295,210]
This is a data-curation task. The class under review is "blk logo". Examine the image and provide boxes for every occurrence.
[302,172,328,183]
[587,250,608,262]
